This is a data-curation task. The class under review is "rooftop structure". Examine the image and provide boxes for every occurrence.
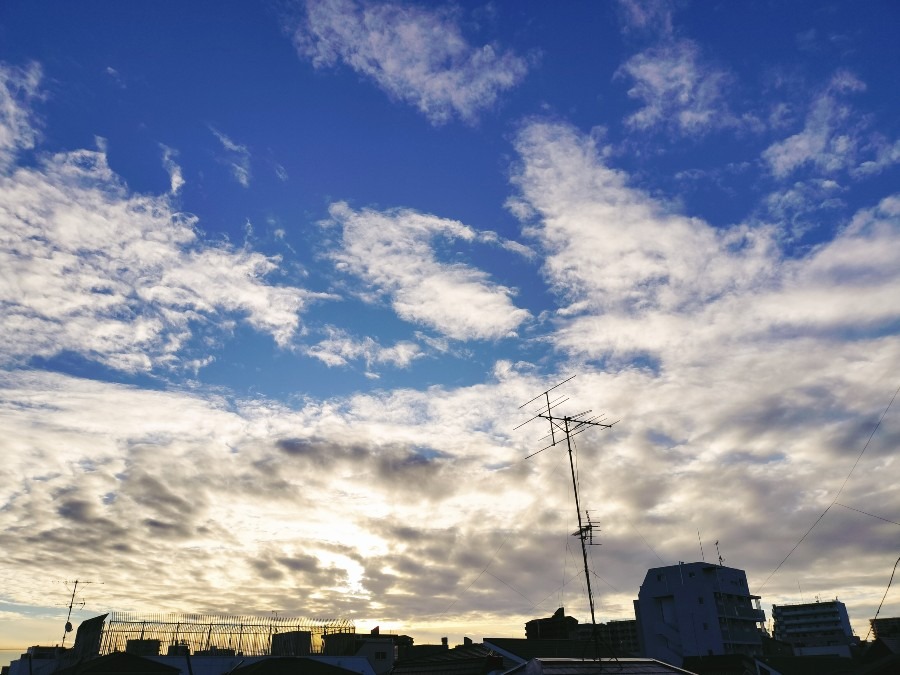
[870,616,900,639]
[771,599,855,657]
[100,612,354,656]
[525,608,578,641]
[634,561,766,667]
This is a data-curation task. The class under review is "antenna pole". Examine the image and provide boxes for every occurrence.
[698,531,705,562]
[564,417,598,643]
[517,377,618,661]
[60,579,96,647]
[61,580,79,647]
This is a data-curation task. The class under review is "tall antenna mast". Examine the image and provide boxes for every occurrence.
[60,579,95,647]
[515,376,617,659]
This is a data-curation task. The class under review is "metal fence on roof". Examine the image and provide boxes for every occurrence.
[99,612,355,656]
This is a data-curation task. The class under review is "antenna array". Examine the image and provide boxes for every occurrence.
[516,375,617,660]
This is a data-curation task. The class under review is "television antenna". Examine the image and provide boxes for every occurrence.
[60,579,98,647]
[515,375,617,659]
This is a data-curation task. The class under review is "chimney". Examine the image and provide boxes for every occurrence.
[441,637,448,648]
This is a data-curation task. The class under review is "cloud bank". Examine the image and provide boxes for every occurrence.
[0,69,318,374]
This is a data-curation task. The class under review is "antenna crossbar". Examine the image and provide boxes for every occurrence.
[518,375,576,409]
[515,376,619,661]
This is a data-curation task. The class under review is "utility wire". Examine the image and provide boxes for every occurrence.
[439,534,510,618]
[485,570,536,608]
[835,503,900,528]
[865,554,900,641]
[438,424,572,620]
[759,382,900,592]
[625,516,666,565]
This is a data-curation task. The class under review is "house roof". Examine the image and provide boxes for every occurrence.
[753,655,856,675]
[392,643,516,675]
[482,640,616,662]
[231,657,364,675]
[53,652,181,675]
[502,657,696,675]
[682,653,756,675]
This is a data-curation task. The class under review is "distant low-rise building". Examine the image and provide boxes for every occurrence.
[600,619,640,655]
[870,616,900,639]
[771,599,856,657]
[525,608,578,641]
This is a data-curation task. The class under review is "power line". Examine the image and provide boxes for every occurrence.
[439,534,510,618]
[835,503,900,528]
[865,554,900,641]
[485,571,536,608]
[759,381,900,592]
[625,516,666,565]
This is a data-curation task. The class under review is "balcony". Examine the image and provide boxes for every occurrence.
[717,604,766,622]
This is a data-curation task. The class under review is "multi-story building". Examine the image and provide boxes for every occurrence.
[771,599,855,657]
[525,608,579,640]
[634,561,766,667]
[870,616,900,639]
[598,619,640,655]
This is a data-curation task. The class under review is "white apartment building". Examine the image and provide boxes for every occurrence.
[634,561,766,667]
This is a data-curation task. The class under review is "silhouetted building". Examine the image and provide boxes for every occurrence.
[525,608,578,640]
[634,562,766,667]
[503,657,701,675]
[392,642,512,675]
[771,599,855,657]
[323,629,412,675]
[601,620,640,655]
[271,631,312,657]
[870,616,900,639]
[125,640,161,657]
[482,638,613,662]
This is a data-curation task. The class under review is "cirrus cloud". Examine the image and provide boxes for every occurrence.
[291,0,529,125]
[324,201,530,341]
[0,66,323,374]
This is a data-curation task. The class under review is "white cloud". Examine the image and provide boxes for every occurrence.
[2,120,899,640]
[617,39,746,136]
[853,137,900,177]
[504,119,900,633]
[510,122,776,318]
[306,325,423,372]
[511,121,900,362]
[292,0,529,125]
[210,126,251,187]
[0,68,321,373]
[762,178,846,238]
[0,61,42,170]
[324,201,530,340]
[616,0,675,37]
[0,368,551,632]
[160,144,185,194]
[762,71,866,178]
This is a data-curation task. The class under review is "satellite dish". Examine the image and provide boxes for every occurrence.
[65,621,73,633]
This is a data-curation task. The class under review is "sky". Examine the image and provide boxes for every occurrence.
[1,0,900,660]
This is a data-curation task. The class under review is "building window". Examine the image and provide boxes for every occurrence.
[698,597,704,604]
[375,652,387,660]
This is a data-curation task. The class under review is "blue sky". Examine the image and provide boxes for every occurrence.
[2,0,900,656]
